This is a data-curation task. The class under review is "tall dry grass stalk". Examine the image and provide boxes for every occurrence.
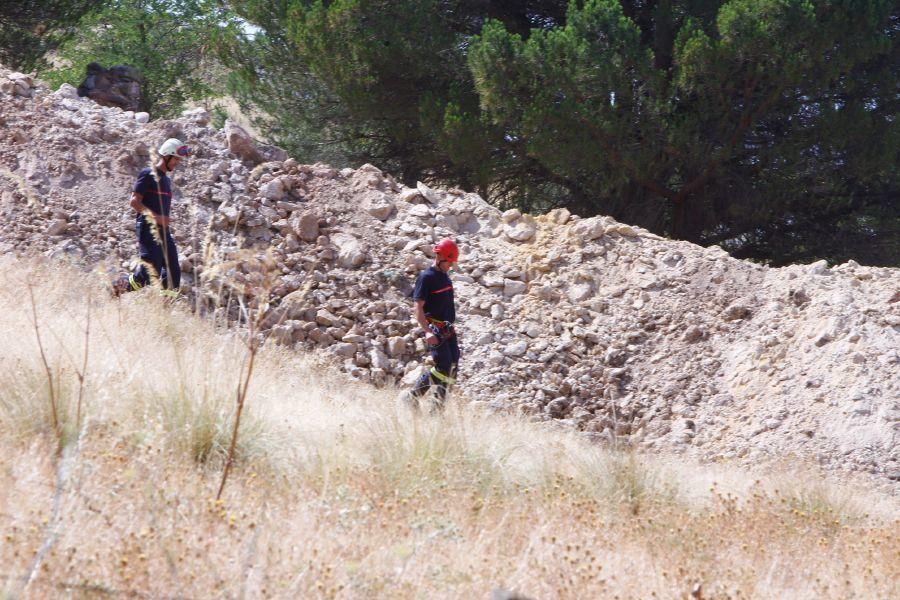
[218,259,270,499]
[25,283,62,455]
[0,256,897,599]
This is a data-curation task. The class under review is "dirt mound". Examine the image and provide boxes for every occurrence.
[1,66,897,488]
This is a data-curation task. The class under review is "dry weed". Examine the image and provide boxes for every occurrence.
[0,257,897,599]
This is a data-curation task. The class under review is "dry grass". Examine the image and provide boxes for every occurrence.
[0,257,898,599]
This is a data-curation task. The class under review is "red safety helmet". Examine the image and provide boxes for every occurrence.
[433,238,460,263]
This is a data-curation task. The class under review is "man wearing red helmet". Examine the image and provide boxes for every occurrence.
[405,238,461,411]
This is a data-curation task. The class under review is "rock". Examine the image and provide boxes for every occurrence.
[181,107,210,125]
[401,365,427,386]
[308,329,334,347]
[258,144,288,163]
[369,348,390,370]
[332,232,366,268]
[225,120,263,166]
[3,62,897,493]
[46,219,68,236]
[270,324,294,345]
[572,217,606,241]
[398,188,423,203]
[807,260,830,275]
[290,212,319,242]
[134,112,150,124]
[435,213,459,231]
[491,588,534,600]
[407,203,432,220]
[76,63,142,111]
[813,316,845,347]
[813,331,833,347]
[260,178,285,201]
[332,342,357,358]
[386,336,406,357]
[218,203,240,224]
[315,309,339,326]
[416,181,442,204]
[500,208,521,224]
[683,326,705,343]
[54,83,79,99]
[546,397,569,418]
[722,304,752,321]
[546,208,571,225]
[504,215,537,242]
[504,340,528,357]
[503,279,527,297]
[788,288,811,306]
[490,304,504,320]
[522,322,542,338]
[609,223,639,237]
[362,190,394,220]
[567,283,593,303]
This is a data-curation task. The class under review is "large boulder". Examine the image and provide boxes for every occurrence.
[224,120,264,166]
[77,63,142,111]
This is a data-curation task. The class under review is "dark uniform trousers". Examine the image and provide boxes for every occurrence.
[131,219,180,290]
[411,331,459,407]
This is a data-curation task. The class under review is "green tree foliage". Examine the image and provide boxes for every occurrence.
[471,0,899,264]
[0,1,98,71]
[44,0,235,118]
[226,1,477,187]
[227,1,897,265]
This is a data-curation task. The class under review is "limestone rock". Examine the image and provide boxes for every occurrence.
[416,181,442,204]
[46,219,68,236]
[290,212,319,242]
[369,348,390,370]
[398,187,423,203]
[504,340,528,357]
[362,190,394,221]
[54,83,79,100]
[503,279,527,297]
[386,336,406,357]
[572,217,606,241]
[332,232,366,268]
[504,215,537,242]
[260,178,285,201]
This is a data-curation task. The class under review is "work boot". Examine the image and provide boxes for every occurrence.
[111,273,130,297]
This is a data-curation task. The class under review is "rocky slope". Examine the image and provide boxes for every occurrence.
[2,68,897,488]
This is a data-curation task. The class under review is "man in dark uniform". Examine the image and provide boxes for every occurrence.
[114,138,191,295]
[405,238,461,412]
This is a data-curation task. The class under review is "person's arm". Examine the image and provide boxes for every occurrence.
[414,299,439,346]
[130,191,169,226]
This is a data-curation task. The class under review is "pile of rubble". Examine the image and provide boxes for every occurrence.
[1,66,897,486]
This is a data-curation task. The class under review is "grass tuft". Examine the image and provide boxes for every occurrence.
[0,256,897,599]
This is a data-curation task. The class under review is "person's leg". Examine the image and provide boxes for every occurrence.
[449,335,460,374]
[407,337,449,408]
[159,230,180,290]
[130,220,164,289]
[429,341,456,412]
[409,346,439,398]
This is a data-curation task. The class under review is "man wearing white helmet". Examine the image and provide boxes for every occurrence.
[114,138,191,294]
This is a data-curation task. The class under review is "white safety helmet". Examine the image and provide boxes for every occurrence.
[158,138,192,158]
